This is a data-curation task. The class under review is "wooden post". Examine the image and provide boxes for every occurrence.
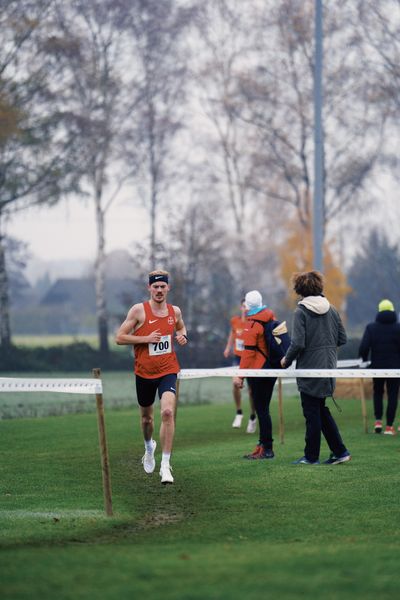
[93,368,113,516]
[359,378,368,434]
[278,377,284,444]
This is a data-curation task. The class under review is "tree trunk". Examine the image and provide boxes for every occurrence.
[150,184,157,269]
[147,95,158,270]
[0,232,11,349]
[94,185,109,359]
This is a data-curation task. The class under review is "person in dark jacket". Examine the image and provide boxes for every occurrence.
[281,271,351,465]
[358,299,400,435]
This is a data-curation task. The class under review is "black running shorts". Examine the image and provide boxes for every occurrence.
[135,373,178,407]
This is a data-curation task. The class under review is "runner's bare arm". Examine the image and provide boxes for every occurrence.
[174,306,188,346]
[224,330,234,357]
[115,304,162,345]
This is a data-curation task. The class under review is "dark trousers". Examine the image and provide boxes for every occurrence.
[373,378,400,426]
[248,376,277,450]
[300,392,347,462]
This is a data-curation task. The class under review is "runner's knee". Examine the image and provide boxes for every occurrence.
[141,414,153,427]
[161,407,174,422]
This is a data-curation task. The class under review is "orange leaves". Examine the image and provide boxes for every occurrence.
[279,220,351,313]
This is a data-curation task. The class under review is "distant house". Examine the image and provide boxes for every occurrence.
[41,278,142,315]
[11,249,145,336]
[26,277,144,335]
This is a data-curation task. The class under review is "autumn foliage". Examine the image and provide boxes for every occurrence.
[280,220,351,313]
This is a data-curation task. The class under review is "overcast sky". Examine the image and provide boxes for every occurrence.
[6,194,148,265]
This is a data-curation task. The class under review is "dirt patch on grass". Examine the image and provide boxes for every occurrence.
[138,510,184,529]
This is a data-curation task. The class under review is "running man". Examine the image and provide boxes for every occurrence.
[224,298,257,433]
[115,270,188,484]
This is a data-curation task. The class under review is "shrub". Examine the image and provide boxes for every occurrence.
[0,343,131,372]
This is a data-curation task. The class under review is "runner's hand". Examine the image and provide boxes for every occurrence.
[148,330,162,343]
[233,377,244,389]
[175,333,188,346]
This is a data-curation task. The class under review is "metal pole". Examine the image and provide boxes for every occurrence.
[313,0,324,272]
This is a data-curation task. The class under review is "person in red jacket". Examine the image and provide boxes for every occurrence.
[115,269,188,485]
[233,290,278,459]
[223,298,257,432]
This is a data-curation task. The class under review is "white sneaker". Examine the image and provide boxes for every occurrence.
[246,418,257,434]
[160,463,174,485]
[232,414,243,428]
[142,440,156,474]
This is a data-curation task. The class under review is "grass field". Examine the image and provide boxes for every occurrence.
[1,377,400,599]
[11,334,102,348]
[0,372,244,418]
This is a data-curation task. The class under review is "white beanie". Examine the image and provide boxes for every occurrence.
[244,290,263,311]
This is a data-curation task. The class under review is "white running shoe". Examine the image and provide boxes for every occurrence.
[160,463,174,485]
[232,414,243,428]
[246,418,257,434]
[142,440,157,474]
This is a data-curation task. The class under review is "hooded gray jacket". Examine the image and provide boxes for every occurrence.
[284,296,347,398]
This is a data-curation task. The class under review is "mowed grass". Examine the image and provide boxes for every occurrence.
[1,384,400,599]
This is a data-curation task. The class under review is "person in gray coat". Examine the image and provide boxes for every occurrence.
[281,271,351,465]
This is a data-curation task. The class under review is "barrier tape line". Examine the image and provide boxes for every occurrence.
[178,368,400,380]
[0,378,102,394]
[0,363,396,392]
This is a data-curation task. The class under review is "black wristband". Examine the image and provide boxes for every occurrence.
[182,334,188,341]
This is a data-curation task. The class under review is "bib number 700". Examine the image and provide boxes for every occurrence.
[149,334,172,356]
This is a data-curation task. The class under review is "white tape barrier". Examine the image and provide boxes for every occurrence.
[213,359,370,385]
[179,368,400,380]
[336,358,366,368]
[0,378,102,394]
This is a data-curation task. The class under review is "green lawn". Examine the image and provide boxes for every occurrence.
[0,372,259,418]
[11,334,109,348]
[1,383,399,599]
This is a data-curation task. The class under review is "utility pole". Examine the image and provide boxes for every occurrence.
[313,0,324,272]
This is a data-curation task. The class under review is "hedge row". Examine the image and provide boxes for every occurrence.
[0,343,132,372]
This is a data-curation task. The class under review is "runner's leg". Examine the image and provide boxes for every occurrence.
[160,391,176,454]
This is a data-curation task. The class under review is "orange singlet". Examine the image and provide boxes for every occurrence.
[133,301,180,378]
[231,315,246,358]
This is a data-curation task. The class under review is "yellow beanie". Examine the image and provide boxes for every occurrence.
[378,299,394,312]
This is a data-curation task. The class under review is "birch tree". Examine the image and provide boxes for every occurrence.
[0,0,80,348]
[46,0,141,358]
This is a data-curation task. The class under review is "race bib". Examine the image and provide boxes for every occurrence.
[149,335,172,356]
[235,338,244,352]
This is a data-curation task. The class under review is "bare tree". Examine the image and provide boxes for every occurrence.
[0,0,81,348]
[236,1,385,231]
[121,0,197,269]
[193,0,388,276]
[162,196,234,366]
[194,1,256,236]
[46,0,142,358]
[357,0,400,119]
[191,0,265,286]
[357,0,400,187]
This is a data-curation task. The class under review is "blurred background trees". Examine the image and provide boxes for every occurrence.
[1,0,399,366]
[0,0,82,349]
